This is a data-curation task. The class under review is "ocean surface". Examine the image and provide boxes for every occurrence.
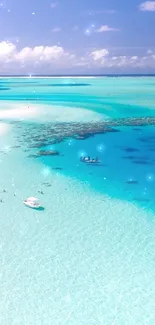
[1,76,155,324]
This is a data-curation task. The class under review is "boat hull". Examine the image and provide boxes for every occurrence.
[24,201,41,209]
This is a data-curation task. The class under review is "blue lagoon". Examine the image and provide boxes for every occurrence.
[1,76,155,324]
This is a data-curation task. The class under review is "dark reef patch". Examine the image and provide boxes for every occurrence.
[121,147,139,153]
[0,87,10,91]
[28,154,39,159]
[123,155,149,160]
[132,160,153,165]
[0,81,38,86]
[38,150,60,156]
[52,167,63,170]
[138,136,155,143]
[126,180,139,184]
[73,134,94,140]
[44,83,91,87]
[28,150,60,158]
[122,156,137,160]
[16,117,155,150]
[132,128,142,131]
[42,182,52,187]
[148,148,155,151]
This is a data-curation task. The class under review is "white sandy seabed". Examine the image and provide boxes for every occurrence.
[0,122,11,136]
[0,101,105,123]
[0,105,155,324]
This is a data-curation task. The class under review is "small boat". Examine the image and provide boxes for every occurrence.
[80,156,91,162]
[24,197,41,209]
[85,160,101,164]
[80,156,101,164]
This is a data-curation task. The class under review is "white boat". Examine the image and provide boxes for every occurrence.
[24,197,41,209]
[85,160,101,164]
[80,157,101,164]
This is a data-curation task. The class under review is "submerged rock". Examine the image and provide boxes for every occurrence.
[105,128,120,133]
[52,167,63,170]
[122,155,136,160]
[126,180,138,184]
[122,147,139,153]
[42,182,52,187]
[38,150,60,156]
[74,135,89,140]
[133,160,153,165]
[28,154,39,158]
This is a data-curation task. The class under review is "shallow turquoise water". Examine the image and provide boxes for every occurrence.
[39,125,155,213]
[1,77,155,324]
[1,76,155,117]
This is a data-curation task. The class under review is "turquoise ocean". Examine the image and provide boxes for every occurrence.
[1,76,155,324]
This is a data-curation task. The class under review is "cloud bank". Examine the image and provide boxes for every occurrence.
[96,25,119,32]
[139,1,155,11]
[0,42,64,63]
[51,27,62,33]
[0,41,155,72]
[90,49,109,60]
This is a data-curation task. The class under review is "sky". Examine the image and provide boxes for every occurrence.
[0,0,155,74]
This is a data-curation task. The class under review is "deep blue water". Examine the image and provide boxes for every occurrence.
[38,125,155,212]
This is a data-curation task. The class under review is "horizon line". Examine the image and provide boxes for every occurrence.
[0,74,155,77]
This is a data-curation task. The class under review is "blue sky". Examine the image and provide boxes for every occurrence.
[0,0,155,74]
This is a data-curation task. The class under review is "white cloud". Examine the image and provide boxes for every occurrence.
[0,41,155,71]
[0,41,16,60]
[68,54,76,59]
[147,49,153,54]
[88,48,155,69]
[16,46,64,61]
[139,1,155,11]
[131,56,138,60]
[51,27,62,32]
[74,62,89,66]
[0,41,64,64]
[50,2,58,9]
[90,49,109,60]
[96,25,119,32]
[97,54,155,68]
